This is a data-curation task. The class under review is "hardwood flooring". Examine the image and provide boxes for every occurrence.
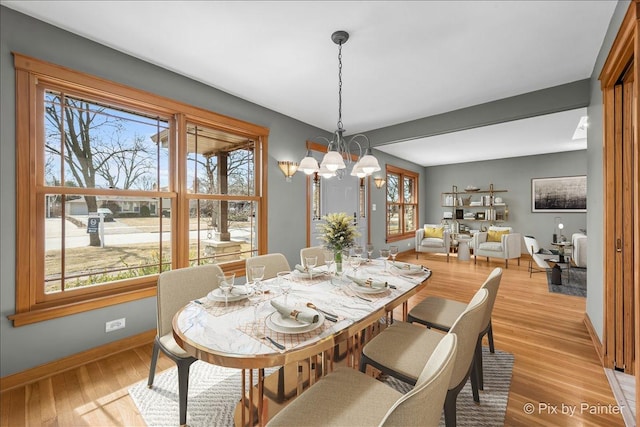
[0,252,625,426]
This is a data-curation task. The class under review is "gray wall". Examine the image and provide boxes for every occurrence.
[424,151,587,251]
[585,0,630,340]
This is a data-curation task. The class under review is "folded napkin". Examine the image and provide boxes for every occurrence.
[230,285,248,296]
[294,264,323,275]
[346,275,387,289]
[271,300,319,324]
[391,262,422,272]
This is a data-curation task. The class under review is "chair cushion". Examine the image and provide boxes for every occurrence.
[362,321,445,382]
[420,238,445,248]
[266,367,401,427]
[487,229,509,242]
[424,226,443,239]
[159,333,191,358]
[409,296,467,330]
[478,242,504,252]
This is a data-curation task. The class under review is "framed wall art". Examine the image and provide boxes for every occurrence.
[531,175,587,212]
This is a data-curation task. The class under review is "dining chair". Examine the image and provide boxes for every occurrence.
[266,333,458,427]
[246,253,290,280]
[407,268,502,391]
[360,288,489,427]
[147,263,224,426]
[299,245,326,267]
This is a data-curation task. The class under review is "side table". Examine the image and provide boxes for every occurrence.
[457,236,472,261]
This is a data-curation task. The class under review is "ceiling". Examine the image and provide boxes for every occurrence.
[2,1,616,166]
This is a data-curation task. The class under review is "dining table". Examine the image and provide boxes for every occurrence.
[172,258,431,426]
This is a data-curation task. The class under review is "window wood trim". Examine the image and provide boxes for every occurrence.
[11,53,269,326]
[385,165,419,242]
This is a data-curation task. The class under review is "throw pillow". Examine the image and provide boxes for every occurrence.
[424,226,443,239]
[487,229,510,242]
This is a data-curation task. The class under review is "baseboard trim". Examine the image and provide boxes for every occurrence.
[584,312,604,365]
[0,329,155,393]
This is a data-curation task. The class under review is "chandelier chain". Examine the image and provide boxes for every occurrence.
[337,42,343,131]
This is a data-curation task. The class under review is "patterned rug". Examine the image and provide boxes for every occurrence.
[546,266,587,297]
[129,348,514,426]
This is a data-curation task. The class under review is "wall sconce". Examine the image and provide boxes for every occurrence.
[373,177,386,189]
[278,161,298,182]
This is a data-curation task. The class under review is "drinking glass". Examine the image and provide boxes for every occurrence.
[323,250,335,275]
[379,248,390,271]
[353,245,363,258]
[218,272,236,307]
[366,244,374,261]
[390,245,399,266]
[246,285,264,333]
[349,255,362,277]
[277,271,292,304]
[250,265,266,290]
[304,256,317,279]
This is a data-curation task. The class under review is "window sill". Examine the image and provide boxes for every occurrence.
[8,286,157,327]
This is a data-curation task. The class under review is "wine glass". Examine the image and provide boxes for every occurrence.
[218,272,236,307]
[379,248,390,271]
[323,250,335,275]
[353,245,363,259]
[389,246,399,266]
[349,255,362,277]
[250,265,266,290]
[366,244,374,261]
[304,256,317,280]
[277,271,292,304]
[246,285,264,333]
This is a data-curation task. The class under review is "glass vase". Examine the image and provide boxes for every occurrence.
[334,250,342,274]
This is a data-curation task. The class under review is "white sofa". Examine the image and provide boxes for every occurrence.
[473,226,521,268]
[571,232,587,268]
[416,224,451,261]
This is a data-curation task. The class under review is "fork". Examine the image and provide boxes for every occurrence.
[253,328,285,350]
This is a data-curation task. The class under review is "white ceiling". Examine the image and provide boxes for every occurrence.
[2,1,616,166]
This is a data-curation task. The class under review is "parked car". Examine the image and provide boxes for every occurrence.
[97,208,115,222]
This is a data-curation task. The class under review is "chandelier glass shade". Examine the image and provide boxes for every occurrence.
[301,30,380,179]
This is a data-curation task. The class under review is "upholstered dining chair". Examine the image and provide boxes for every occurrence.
[360,289,490,427]
[299,245,326,267]
[406,267,502,391]
[246,253,290,280]
[267,333,458,427]
[523,235,554,277]
[473,226,521,268]
[147,263,224,426]
[416,223,451,261]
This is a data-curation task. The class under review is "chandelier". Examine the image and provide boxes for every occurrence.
[299,30,380,179]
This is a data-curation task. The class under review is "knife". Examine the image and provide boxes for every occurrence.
[265,336,286,350]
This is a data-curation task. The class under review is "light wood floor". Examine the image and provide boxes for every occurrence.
[0,252,625,426]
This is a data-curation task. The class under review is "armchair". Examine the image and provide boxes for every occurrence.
[416,224,450,261]
[571,232,587,268]
[473,226,521,268]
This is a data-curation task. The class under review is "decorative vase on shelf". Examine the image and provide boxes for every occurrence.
[334,250,343,274]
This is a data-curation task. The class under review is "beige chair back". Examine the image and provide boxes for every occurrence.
[380,333,458,426]
[246,253,290,280]
[478,267,503,332]
[156,264,223,338]
[447,288,490,388]
[300,246,326,267]
[523,236,540,257]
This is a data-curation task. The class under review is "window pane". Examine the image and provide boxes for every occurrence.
[185,123,255,196]
[189,198,257,265]
[387,173,399,203]
[403,176,414,203]
[404,205,416,232]
[45,194,172,294]
[387,204,400,235]
[44,91,169,190]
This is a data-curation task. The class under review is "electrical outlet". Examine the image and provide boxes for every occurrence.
[105,318,126,333]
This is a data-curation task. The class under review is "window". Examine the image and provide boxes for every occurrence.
[385,165,418,241]
[12,54,268,326]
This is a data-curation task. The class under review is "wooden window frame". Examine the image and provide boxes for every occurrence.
[10,53,269,326]
[385,165,419,242]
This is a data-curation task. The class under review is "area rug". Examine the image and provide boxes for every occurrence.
[546,266,587,297]
[129,348,514,427]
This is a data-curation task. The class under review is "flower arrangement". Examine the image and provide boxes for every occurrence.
[316,212,360,251]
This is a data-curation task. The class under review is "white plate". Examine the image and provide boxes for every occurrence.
[207,287,248,302]
[349,283,388,294]
[266,311,325,334]
[270,311,314,329]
